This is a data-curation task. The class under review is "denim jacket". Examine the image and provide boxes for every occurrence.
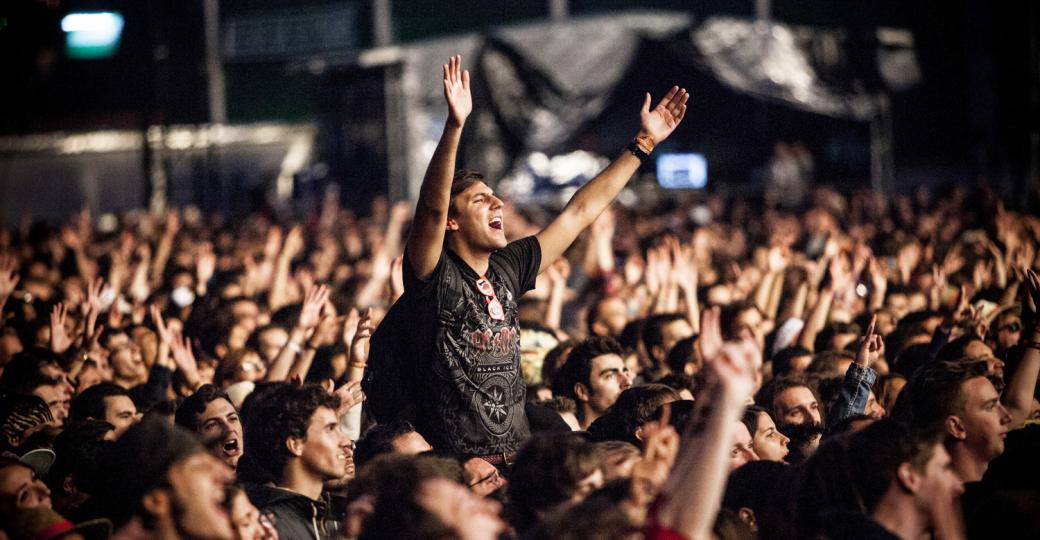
[825,362,877,432]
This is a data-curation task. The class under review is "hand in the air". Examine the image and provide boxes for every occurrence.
[638,86,689,145]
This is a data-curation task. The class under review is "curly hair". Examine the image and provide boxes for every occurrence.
[240,383,339,483]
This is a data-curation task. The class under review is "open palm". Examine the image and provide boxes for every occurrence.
[443,55,472,127]
[639,86,689,144]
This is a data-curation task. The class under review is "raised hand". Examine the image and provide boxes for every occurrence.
[50,303,73,354]
[169,330,201,390]
[896,242,921,284]
[282,225,305,260]
[150,305,174,345]
[670,240,698,294]
[263,226,283,260]
[60,227,83,251]
[766,245,790,274]
[545,257,571,288]
[297,284,330,332]
[623,253,645,287]
[629,403,680,508]
[696,306,723,365]
[931,264,948,309]
[85,277,105,314]
[710,339,759,400]
[639,86,689,146]
[851,243,872,279]
[856,315,883,367]
[644,247,663,295]
[828,254,853,293]
[443,55,472,128]
[0,256,19,306]
[196,242,216,290]
[163,208,181,237]
[867,256,887,292]
[341,308,360,348]
[350,308,374,367]
[333,379,365,415]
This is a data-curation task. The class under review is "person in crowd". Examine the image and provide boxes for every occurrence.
[586,296,630,339]
[642,313,695,379]
[68,383,140,440]
[241,383,351,539]
[723,460,789,533]
[461,455,508,497]
[900,359,1013,483]
[358,454,506,540]
[95,417,234,540]
[352,420,433,469]
[0,456,53,524]
[552,337,634,430]
[760,377,823,428]
[45,419,113,519]
[729,420,761,471]
[586,384,681,446]
[801,420,964,540]
[741,406,790,462]
[395,54,686,463]
[226,485,278,540]
[506,432,604,534]
[0,348,73,428]
[175,384,244,469]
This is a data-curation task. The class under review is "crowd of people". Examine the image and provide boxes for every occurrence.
[1,55,1039,540]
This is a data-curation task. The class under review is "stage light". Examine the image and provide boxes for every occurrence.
[61,12,125,59]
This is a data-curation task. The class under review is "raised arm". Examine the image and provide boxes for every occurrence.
[654,309,756,540]
[406,55,472,281]
[536,87,688,273]
[1003,269,1040,428]
[825,315,880,431]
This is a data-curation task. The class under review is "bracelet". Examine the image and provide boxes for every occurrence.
[626,140,650,164]
[349,362,367,370]
[634,134,655,154]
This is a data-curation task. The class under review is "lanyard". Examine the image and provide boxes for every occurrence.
[475,276,505,321]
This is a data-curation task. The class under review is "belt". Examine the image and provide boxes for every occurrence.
[474,452,516,466]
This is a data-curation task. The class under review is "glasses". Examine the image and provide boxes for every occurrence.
[468,469,503,489]
[475,277,504,321]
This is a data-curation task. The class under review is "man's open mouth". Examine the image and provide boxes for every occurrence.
[222,438,240,456]
[489,217,503,230]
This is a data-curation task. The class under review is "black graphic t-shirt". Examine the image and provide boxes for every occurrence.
[403,236,541,456]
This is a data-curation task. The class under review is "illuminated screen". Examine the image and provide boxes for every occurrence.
[62,12,125,59]
[656,153,707,189]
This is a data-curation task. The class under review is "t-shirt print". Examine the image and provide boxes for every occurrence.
[403,236,541,455]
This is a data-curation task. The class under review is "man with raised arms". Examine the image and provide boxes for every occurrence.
[401,55,687,462]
